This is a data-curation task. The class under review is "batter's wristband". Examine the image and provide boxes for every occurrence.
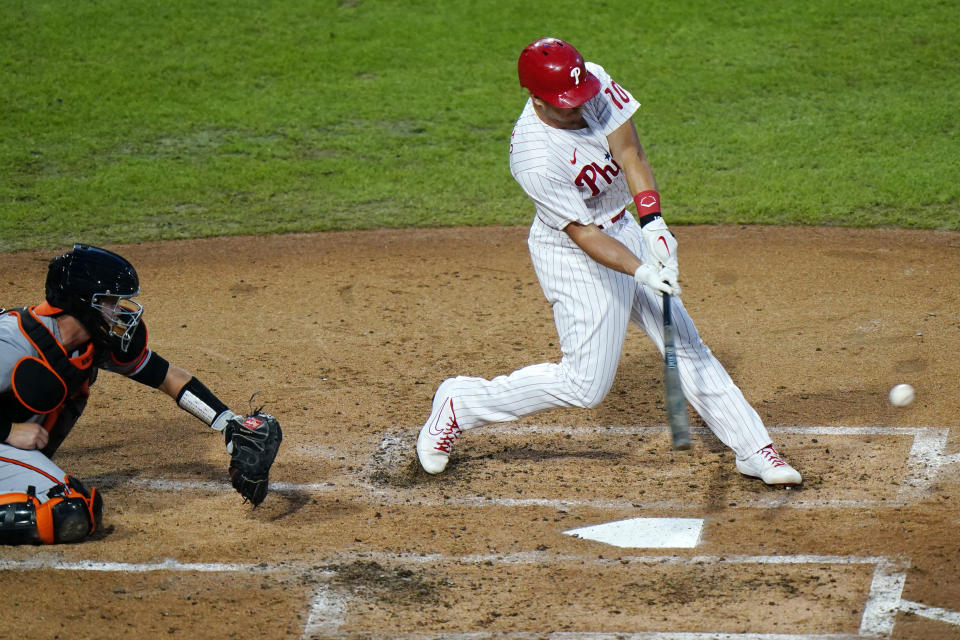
[634,190,662,219]
[0,419,11,444]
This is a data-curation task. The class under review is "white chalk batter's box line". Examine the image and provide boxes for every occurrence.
[3,553,958,639]
[101,425,958,511]
[368,424,957,507]
[458,424,959,501]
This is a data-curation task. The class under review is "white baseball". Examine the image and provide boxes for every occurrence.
[888,384,915,407]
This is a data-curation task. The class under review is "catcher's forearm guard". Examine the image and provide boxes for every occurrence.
[224,412,282,506]
[176,377,234,431]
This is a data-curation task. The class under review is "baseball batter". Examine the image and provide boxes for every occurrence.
[417,38,801,487]
[0,244,281,545]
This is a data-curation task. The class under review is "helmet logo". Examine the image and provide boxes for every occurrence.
[570,67,581,86]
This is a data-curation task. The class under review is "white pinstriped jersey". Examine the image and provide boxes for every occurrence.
[509,62,639,230]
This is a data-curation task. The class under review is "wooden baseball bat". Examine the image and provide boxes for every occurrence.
[662,292,692,450]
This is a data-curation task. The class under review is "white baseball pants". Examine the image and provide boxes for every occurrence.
[442,214,772,459]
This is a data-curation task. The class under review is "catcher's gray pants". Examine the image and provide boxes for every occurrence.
[0,444,67,502]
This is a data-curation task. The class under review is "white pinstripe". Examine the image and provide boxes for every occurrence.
[448,216,770,457]
[437,63,772,459]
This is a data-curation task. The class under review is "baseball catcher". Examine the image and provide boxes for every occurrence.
[0,244,283,545]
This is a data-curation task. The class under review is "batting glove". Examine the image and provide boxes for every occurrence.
[641,216,678,272]
[634,264,680,296]
[659,265,681,295]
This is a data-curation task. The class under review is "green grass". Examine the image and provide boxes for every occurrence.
[1,0,958,252]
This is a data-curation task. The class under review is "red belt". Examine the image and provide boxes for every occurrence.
[597,209,626,229]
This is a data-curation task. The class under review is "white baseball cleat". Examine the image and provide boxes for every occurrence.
[736,444,802,487]
[416,380,462,475]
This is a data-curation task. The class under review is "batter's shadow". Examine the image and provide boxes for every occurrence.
[470,446,629,464]
[401,445,631,485]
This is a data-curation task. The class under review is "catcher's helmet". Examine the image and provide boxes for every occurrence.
[518,37,601,108]
[45,244,143,352]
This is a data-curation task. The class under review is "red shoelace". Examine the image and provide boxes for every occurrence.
[759,445,785,467]
[434,418,461,452]
[433,399,462,453]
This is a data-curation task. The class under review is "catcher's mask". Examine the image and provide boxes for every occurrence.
[45,244,143,353]
[517,37,601,108]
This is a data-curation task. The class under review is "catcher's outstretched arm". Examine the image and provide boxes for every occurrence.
[157,362,191,398]
[129,352,238,432]
[161,364,238,432]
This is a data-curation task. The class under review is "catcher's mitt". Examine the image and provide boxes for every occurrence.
[225,412,282,506]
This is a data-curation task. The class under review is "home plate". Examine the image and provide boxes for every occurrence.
[563,517,704,549]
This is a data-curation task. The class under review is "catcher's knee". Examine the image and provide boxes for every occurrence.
[0,477,103,545]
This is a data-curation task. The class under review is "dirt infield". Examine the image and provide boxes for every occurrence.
[1,225,958,639]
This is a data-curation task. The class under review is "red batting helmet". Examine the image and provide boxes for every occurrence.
[518,38,601,108]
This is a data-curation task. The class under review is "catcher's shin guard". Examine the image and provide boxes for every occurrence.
[0,492,41,544]
[0,477,102,545]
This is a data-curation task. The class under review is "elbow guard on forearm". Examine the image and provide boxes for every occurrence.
[129,352,170,388]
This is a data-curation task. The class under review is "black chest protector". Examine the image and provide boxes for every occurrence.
[0,307,97,423]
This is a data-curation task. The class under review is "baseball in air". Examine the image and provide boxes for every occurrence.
[888,384,915,407]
